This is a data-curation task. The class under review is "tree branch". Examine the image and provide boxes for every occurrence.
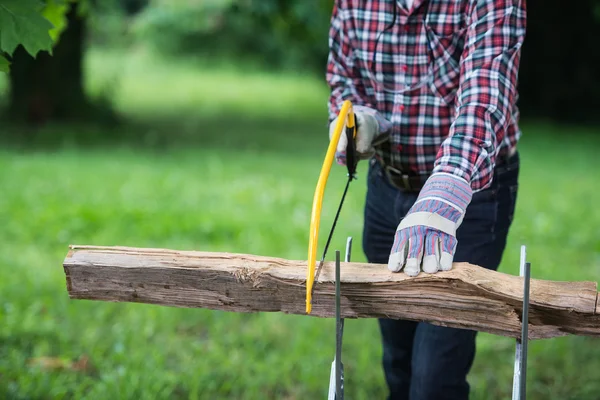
[62,245,600,340]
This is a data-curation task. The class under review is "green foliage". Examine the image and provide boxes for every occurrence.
[0,1,53,54]
[0,0,76,72]
[84,0,146,49]
[1,50,600,399]
[0,51,8,71]
[130,0,334,72]
[42,0,70,41]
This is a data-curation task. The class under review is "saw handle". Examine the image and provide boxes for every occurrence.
[344,113,358,179]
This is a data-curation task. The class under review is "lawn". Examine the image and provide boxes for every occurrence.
[1,48,600,399]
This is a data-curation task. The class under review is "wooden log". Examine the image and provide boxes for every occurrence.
[62,245,600,340]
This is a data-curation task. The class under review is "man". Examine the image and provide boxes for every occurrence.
[326,0,526,399]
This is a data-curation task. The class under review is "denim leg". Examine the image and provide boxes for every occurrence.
[409,155,519,400]
[362,155,520,400]
[363,160,420,400]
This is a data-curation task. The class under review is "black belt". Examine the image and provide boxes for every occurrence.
[375,157,429,192]
[375,151,518,193]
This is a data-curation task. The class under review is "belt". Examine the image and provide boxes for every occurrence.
[374,157,429,192]
[374,149,518,193]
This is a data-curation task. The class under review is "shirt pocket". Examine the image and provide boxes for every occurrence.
[424,25,467,107]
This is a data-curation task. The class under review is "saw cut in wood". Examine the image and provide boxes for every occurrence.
[62,245,600,340]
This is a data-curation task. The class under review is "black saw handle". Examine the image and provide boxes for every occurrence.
[345,113,358,180]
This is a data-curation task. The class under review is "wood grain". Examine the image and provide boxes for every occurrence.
[62,245,600,340]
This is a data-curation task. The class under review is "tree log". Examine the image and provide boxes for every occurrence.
[62,245,600,340]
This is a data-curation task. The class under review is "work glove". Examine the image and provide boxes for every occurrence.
[329,105,392,165]
[388,172,473,276]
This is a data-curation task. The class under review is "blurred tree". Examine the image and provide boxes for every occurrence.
[7,1,88,124]
[2,0,599,125]
[132,0,334,73]
[3,0,148,125]
[122,0,148,15]
[132,0,600,124]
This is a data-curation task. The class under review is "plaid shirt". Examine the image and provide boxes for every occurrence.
[326,0,526,191]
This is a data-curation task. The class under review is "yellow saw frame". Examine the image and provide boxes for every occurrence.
[306,100,356,314]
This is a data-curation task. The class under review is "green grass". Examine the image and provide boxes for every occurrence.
[1,48,600,399]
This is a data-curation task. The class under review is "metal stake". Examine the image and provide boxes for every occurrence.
[328,237,352,400]
[512,245,531,400]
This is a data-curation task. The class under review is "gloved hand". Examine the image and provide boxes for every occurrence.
[329,105,392,165]
[388,172,473,276]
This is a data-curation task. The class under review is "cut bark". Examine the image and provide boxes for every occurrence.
[62,245,600,340]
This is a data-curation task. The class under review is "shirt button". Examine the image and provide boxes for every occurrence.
[400,105,405,111]
[402,65,408,72]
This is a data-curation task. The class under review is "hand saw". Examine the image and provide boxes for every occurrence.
[306,100,358,314]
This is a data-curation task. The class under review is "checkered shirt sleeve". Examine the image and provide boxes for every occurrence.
[326,0,375,122]
[432,0,526,191]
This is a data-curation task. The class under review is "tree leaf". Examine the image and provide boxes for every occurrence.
[0,0,55,57]
[0,54,9,72]
[42,0,70,42]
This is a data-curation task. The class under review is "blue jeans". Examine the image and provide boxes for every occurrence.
[362,153,520,400]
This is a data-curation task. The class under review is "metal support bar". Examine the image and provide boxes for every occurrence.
[520,261,531,398]
[335,250,343,399]
[328,237,352,400]
[512,245,531,400]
